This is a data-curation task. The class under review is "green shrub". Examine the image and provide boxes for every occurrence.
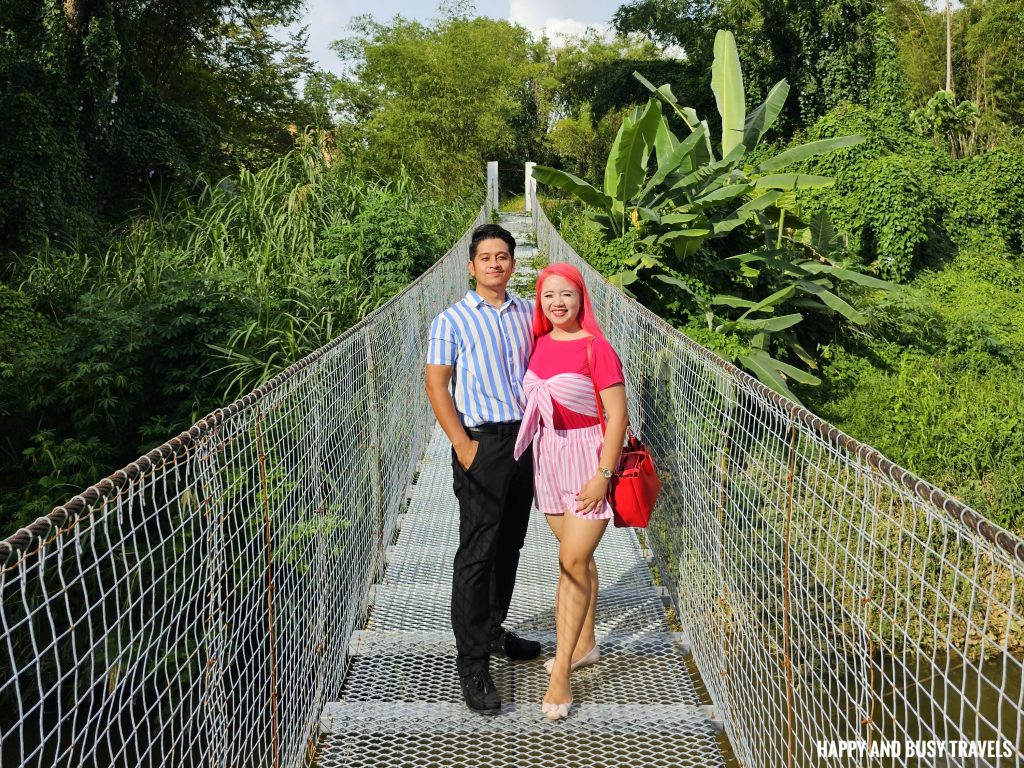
[801,104,953,280]
[0,149,477,535]
[853,154,949,280]
[814,347,1024,532]
[939,149,1024,252]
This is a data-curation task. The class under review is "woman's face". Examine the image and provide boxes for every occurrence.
[539,274,582,331]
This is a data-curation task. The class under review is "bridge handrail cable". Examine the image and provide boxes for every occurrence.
[2,174,1022,768]
[531,185,1024,767]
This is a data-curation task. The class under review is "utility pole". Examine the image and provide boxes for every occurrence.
[946,0,953,93]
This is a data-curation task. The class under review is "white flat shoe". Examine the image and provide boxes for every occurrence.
[541,699,573,721]
[544,645,600,675]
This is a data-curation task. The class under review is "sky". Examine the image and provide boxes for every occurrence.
[286,0,627,76]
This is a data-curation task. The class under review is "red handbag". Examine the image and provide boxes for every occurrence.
[587,340,661,528]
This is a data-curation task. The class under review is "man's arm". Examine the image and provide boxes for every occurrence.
[425,363,478,471]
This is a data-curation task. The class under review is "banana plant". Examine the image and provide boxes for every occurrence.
[535,31,862,260]
[532,98,665,239]
[532,29,891,404]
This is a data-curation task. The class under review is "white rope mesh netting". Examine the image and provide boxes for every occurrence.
[532,193,1023,767]
[1,182,1022,768]
[0,207,484,768]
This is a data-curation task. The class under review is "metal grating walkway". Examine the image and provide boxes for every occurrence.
[314,215,726,768]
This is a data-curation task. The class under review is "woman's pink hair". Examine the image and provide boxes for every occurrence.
[532,263,606,339]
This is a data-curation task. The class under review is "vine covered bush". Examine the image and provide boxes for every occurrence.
[0,144,477,535]
[800,104,953,280]
[848,154,947,280]
[939,149,1024,253]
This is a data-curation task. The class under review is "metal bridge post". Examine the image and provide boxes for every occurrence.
[524,162,536,213]
[487,161,498,213]
[254,408,281,768]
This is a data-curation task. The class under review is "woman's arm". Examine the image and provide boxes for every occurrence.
[575,383,628,513]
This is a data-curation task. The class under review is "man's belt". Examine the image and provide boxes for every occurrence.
[466,420,523,438]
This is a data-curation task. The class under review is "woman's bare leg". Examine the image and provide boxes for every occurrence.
[577,558,599,656]
[544,513,609,707]
[545,515,600,662]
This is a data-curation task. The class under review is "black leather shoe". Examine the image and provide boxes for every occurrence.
[459,669,501,714]
[490,629,542,661]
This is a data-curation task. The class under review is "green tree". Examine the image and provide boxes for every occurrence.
[539,32,682,184]
[334,10,540,194]
[888,0,1024,145]
[0,0,316,253]
[534,32,890,403]
[613,0,900,130]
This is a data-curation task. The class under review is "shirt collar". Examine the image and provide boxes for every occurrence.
[465,289,521,311]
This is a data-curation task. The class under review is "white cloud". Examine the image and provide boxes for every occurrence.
[508,0,614,42]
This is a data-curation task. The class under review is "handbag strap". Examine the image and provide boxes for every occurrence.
[586,337,634,440]
[586,337,607,437]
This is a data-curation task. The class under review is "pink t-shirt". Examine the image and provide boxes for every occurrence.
[526,334,624,428]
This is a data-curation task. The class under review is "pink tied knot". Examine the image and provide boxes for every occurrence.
[513,370,600,460]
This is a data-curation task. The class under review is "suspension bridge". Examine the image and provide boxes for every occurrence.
[1,169,1022,768]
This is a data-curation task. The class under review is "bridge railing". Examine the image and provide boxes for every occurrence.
[534,189,1023,767]
[0,206,484,768]
[5,174,1024,768]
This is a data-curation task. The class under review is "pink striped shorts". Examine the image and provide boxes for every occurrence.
[533,424,613,520]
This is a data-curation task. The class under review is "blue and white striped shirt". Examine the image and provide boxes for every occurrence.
[427,290,534,427]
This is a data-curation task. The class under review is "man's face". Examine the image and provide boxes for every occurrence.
[468,237,514,293]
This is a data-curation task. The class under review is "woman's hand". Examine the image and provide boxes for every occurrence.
[576,474,610,513]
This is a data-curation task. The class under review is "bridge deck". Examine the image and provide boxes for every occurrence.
[315,427,725,768]
[314,215,727,768]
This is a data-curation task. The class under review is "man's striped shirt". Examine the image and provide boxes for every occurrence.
[427,290,534,427]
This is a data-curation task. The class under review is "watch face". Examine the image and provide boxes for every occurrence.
[601,468,613,478]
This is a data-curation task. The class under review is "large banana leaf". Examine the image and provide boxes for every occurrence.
[692,183,753,209]
[743,80,790,149]
[635,125,709,203]
[653,120,680,173]
[710,190,783,235]
[796,279,866,323]
[531,165,613,214]
[753,173,835,190]
[634,71,715,163]
[755,136,865,173]
[711,30,745,159]
[657,227,713,245]
[736,284,798,319]
[765,355,822,385]
[799,261,893,289]
[739,351,803,403]
[740,350,820,403]
[604,101,662,214]
[661,212,703,225]
[670,150,745,193]
[718,250,817,278]
[731,313,803,332]
[634,73,695,126]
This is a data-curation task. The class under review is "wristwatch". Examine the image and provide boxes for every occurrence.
[599,467,614,479]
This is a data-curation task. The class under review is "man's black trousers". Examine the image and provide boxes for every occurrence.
[450,429,533,675]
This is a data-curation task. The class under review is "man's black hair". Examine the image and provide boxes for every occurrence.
[469,223,516,261]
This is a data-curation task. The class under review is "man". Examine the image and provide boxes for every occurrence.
[425,223,541,715]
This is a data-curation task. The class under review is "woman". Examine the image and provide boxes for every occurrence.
[512,263,628,721]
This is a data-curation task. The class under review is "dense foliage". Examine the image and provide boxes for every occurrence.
[331,13,545,195]
[0,0,316,254]
[542,4,1024,531]
[535,33,897,403]
[3,0,1024,535]
[0,140,476,534]
[612,0,899,131]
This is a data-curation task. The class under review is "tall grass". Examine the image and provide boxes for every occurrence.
[1,139,478,532]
